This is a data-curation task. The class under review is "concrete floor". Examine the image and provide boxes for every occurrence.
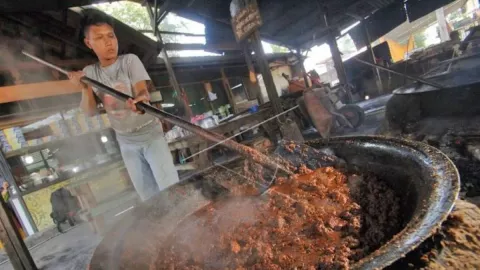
[0,224,102,270]
[0,197,137,270]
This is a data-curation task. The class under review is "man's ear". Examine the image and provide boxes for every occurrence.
[84,38,92,49]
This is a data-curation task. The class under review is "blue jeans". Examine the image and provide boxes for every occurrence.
[118,130,179,201]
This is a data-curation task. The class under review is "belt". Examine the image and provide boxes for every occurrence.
[123,119,155,133]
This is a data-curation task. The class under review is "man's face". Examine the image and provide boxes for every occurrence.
[84,23,118,60]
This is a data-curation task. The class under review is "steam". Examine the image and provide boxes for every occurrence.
[128,160,276,268]
[166,198,260,258]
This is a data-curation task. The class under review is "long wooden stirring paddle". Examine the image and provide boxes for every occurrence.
[22,51,293,175]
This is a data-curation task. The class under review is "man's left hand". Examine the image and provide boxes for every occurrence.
[126,94,150,114]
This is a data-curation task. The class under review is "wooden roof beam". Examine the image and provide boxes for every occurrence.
[0,59,95,73]
[174,9,294,50]
[0,80,81,104]
[164,42,241,51]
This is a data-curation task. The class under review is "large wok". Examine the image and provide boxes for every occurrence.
[89,136,459,270]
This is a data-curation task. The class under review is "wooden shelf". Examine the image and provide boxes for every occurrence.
[4,129,113,158]
[21,158,123,195]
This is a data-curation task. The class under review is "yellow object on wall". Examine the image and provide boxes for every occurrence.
[23,161,128,232]
[385,36,415,63]
[0,229,25,250]
[23,180,73,231]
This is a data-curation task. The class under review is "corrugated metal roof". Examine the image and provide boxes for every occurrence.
[368,0,396,9]
[0,0,449,51]
[176,0,398,49]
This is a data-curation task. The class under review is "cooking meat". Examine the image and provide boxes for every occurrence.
[155,167,402,270]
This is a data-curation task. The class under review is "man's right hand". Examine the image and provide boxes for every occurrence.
[67,71,87,89]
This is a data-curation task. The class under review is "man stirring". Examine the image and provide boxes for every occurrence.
[68,12,179,201]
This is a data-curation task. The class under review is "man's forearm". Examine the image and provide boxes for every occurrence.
[136,88,150,100]
[80,87,98,116]
[138,81,155,100]
[133,80,155,101]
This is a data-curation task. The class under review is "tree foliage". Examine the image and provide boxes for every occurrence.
[414,32,427,49]
[95,1,150,30]
[270,44,289,53]
[95,1,197,43]
[337,35,357,55]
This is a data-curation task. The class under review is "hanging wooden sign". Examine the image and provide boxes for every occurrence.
[231,4,263,42]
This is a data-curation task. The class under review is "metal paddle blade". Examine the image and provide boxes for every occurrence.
[274,141,340,171]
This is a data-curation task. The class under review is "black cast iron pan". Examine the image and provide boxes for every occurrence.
[89,136,459,270]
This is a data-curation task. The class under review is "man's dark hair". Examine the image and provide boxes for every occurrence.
[82,10,115,38]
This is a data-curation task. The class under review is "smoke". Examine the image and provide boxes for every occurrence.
[163,197,260,261]
[0,38,86,161]
[108,158,272,268]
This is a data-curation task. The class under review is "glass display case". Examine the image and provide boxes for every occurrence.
[6,129,121,194]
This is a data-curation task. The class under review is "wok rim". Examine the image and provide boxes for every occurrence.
[90,136,460,270]
[305,135,460,269]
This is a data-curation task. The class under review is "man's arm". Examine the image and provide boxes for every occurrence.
[68,71,97,116]
[133,80,154,100]
[80,86,98,116]
[126,54,155,114]
[127,80,154,114]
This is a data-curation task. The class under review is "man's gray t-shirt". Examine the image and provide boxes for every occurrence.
[83,54,159,141]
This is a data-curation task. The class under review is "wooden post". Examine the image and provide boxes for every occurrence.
[193,142,210,170]
[232,0,304,141]
[202,82,215,112]
[325,31,347,86]
[146,2,184,102]
[230,0,302,141]
[242,44,265,104]
[0,153,37,234]
[250,31,284,118]
[323,10,353,103]
[0,205,25,270]
[180,87,193,119]
[220,68,238,113]
[362,21,383,94]
[436,7,450,42]
[321,9,348,87]
[297,49,310,88]
[0,153,37,270]
[160,50,181,97]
